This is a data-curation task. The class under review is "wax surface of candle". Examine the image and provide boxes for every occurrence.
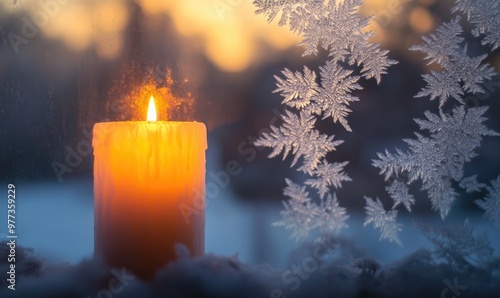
[93,121,206,280]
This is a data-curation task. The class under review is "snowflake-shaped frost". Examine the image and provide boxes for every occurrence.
[275,67,319,110]
[373,106,498,219]
[254,0,396,240]
[453,0,500,50]
[459,175,486,193]
[313,61,362,131]
[476,177,500,227]
[274,179,349,240]
[255,110,343,174]
[363,197,402,246]
[305,161,352,199]
[274,62,362,132]
[410,18,496,107]
[415,220,494,272]
[368,0,500,244]
[253,0,396,82]
[386,180,415,212]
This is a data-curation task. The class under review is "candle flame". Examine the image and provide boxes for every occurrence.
[147,96,157,121]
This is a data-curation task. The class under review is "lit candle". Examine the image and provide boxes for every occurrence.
[93,96,207,280]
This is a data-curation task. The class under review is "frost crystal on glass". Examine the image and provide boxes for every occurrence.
[274,179,349,240]
[255,0,499,243]
[275,67,319,110]
[305,161,352,199]
[254,0,395,240]
[374,106,498,219]
[410,18,496,107]
[369,1,500,244]
[476,177,500,227]
[253,0,396,82]
[273,62,362,132]
[314,61,362,132]
[363,197,402,246]
[459,175,486,193]
[255,110,344,173]
[415,220,494,272]
[453,0,500,50]
[386,180,415,212]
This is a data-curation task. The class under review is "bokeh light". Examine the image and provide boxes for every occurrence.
[1,0,299,70]
[135,0,299,72]
[409,7,435,34]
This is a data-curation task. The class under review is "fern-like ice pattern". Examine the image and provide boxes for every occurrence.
[363,197,402,245]
[254,0,395,240]
[476,177,500,227]
[374,106,498,219]
[410,17,495,107]
[453,0,500,50]
[254,0,499,243]
[371,0,499,243]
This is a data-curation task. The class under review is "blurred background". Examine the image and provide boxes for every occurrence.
[0,0,499,268]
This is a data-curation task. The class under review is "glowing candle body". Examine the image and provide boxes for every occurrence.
[93,121,206,280]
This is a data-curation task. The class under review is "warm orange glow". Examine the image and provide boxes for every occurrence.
[136,0,299,72]
[4,0,298,68]
[110,72,194,122]
[93,121,207,279]
[37,1,129,58]
[147,96,157,121]
[409,7,435,34]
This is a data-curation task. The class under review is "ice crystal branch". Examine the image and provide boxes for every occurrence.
[254,0,395,240]
[476,177,500,227]
[374,106,498,219]
[255,110,344,174]
[453,0,500,50]
[368,1,500,244]
[415,220,495,272]
[459,174,486,193]
[314,61,362,131]
[410,18,496,107]
[386,180,415,212]
[274,63,362,132]
[305,161,352,199]
[275,67,319,110]
[256,0,499,244]
[363,197,402,246]
[253,0,396,82]
[274,179,349,240]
